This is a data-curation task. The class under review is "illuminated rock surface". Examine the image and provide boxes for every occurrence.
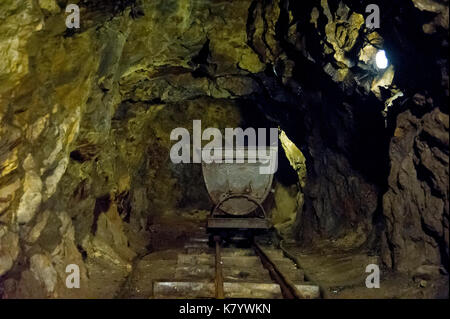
[0,0,448,298]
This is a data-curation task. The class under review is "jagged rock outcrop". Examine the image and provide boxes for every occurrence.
[383,107,448,273]
[377,0,449,274]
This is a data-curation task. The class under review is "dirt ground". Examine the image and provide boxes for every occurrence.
[281,240,449,299]
[118,210,209,298]
[86,211,448,299]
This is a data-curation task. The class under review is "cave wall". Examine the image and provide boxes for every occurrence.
[0,0,254,297]
[0,0,448,298]
[378,0,449,273]
[244,0,448,274]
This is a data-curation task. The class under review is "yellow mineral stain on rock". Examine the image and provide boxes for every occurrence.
[371,65,395,98]
[118,174,131,194]
[0,150,18,178]
[0,178,21,214]
[26,114,49,142]
[279,130,307,187]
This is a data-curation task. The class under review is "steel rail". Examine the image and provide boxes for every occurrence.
[213,236,305,299]
[214,236,225,299]
[252,239,302,299]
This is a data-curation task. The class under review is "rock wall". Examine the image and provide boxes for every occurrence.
[379,0,449,273]
[247,0,389,248]
[383,107,448,273]
[244,0,449,273]
[0,0,448,298]
[0,0,254,297]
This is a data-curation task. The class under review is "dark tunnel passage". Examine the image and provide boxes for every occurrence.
[0,0,448,300]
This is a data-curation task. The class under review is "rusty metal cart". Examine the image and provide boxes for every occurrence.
[202,146,277,231]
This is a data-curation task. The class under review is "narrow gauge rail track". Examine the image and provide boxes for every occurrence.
[154,231,320,299]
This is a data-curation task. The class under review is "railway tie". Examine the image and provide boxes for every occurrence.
[153,232,320,299]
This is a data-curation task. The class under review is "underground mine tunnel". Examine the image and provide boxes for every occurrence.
[0,0,448,300]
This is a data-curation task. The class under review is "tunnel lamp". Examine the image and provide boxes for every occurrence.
[375,50,389,69]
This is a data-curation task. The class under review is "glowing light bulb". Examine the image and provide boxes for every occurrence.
[376,50,388,69]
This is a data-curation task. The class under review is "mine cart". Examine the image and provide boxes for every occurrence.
[202,147,277,232]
